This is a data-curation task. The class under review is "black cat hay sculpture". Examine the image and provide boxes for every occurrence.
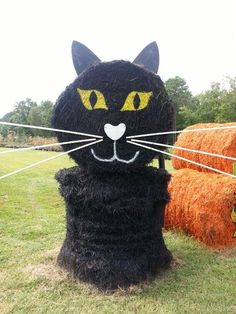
[52,41,174,290]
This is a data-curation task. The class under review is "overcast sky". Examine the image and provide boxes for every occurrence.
[0,0,235,118]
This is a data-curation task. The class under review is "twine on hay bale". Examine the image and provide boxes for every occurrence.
[165,169,236,247]
[172,123,236,174]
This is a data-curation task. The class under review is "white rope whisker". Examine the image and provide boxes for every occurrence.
[0,121,103,139]
[0,139,103,181]
[131,139,236,162]
[126,125,236,139]
[127,140,236,179]
[0,138,96,155]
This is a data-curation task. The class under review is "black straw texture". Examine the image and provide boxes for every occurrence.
[52,57,174,290]
[56,166,172,290]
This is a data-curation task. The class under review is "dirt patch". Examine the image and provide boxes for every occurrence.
[25,263,68,282]
[110,283,149,296]
[170,255,187,268]
[24,261,153,296]
[40,246,61,261]
[24,247,66,282]
[25,249,185,295]
[0,271,7,283]
[0,302,14,314]
[214,246,236,259]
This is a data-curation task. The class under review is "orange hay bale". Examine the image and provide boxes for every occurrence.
[172,123,236,174]
[165,169,236,247]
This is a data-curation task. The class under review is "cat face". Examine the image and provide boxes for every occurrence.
[52,42,173,172]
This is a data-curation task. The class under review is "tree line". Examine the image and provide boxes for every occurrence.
[0,99,54,138]
[165,76,236,130]
[0,76,235,139]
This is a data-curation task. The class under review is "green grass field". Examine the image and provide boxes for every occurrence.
[0,149,235,313]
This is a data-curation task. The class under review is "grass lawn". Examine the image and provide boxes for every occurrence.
[0,149,235,313]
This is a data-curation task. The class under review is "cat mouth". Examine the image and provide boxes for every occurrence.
[91,141,140,164]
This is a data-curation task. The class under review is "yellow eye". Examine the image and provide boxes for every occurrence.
[77,89,108,110]
[121,91,153,111]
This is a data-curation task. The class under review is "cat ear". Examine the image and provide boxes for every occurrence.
[72,41,101,76]
[133,42,159,74]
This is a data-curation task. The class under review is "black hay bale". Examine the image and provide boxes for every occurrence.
[56,166,172,290]
[52,43,174,290]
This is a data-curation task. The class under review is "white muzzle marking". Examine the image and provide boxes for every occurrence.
[91,122,139,163]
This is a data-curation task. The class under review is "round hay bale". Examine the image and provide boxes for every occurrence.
[165,169,236,247]
[172,123,236,174]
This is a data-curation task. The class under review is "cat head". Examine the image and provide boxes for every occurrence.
[52,41,173,173]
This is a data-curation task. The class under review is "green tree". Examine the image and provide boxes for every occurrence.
[193,82,223,123]
[191,77,236,124]
[12,98,37,123]
[0,99,54,139]
[6,98,37,136]
[165,76,193,131]
[217,77,236,122]
[28,100,54,137]
[0,111,15,137]
[165,76,236,138]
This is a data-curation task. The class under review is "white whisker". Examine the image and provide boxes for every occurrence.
[0,138,96,155]
[0,139,103,181]
[131,139,236,161]
[127,140,236,179]
[0,121,103,139]
[126,125,236,139]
